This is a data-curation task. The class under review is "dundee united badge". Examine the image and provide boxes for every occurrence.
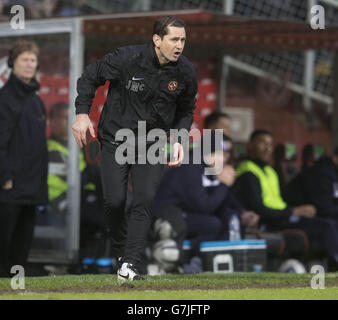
[168,81,178,92]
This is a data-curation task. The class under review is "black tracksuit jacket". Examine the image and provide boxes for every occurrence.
[0,73,48,205]
[75,42,197,144]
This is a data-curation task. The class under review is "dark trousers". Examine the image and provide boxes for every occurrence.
[100,144,164,266]
[154,206,233,257]
[0,203,36,277]
[268,216,338,264]
[295,217,338,264]
[184,211,231,256]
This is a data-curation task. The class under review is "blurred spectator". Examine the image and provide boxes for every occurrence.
[26,0,58,19]
[284,143,317,207]
[152,133,259,261]
[55,0,82,16]
[203,111,235,163]
[204,111,232,137]
[46,102,104,258]
[55,0,93,17]
[41,0,58,17]
[0,0,9,21]
[47,102,78,214]
[0,40,48,277]
[302,147,338,221]
[233,129,338,267]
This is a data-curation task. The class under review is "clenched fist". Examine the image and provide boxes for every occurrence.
[72,114,96,148]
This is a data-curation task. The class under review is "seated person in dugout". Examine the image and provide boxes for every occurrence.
[44,102,104,255]
[300,147,338,222]
[204,111,232,138]
[232,129,338,268]
[152,132,259,258]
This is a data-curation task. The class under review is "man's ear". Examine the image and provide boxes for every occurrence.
[153,34,161,48]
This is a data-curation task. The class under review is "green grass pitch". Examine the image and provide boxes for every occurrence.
[0,273,337,300]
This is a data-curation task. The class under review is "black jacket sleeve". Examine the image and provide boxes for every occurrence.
[233,172,293,223]
[75,48,125,115]
[173,65,197,132]
[226,191,245,215]
[0,100,20,185]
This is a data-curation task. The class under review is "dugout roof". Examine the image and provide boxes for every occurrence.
[82,9,338,51]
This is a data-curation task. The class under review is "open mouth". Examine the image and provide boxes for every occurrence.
[174,51,181,58]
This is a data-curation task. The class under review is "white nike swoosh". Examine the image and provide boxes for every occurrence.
[132,77,144,81]
[118,272,129,280]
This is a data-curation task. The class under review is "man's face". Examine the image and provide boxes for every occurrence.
[249,134,274,163]
[13,51,38,81]
[153,26,186,65]
[50,109,69,141]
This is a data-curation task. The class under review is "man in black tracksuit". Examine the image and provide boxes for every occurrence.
[73,16,197,280]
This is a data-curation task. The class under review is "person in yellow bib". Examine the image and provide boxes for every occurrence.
[233,129,338,267]
[47,102,87,214]
[45,102,104,258]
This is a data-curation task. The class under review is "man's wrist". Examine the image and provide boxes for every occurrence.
[75,113,90,121]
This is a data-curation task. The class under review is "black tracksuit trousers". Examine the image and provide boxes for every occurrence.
[0,203,36,277]
[100,143,165,267]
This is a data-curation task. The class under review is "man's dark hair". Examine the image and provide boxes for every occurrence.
[249,129,273,142]
[49,102,68,119]
[153,16,186,38]
[204,111,230,129]
[302,144,314,162]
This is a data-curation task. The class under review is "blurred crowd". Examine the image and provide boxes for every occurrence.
[0,0,96,21]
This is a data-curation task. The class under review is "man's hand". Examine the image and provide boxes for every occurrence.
[168,142,184,167]
[292,205,316,218]
[2,179,13,190]
[241,211,260,229]
[216,165,236,186]
[72,114,96,148]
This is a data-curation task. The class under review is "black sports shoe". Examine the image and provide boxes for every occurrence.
[117,262,146,282]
